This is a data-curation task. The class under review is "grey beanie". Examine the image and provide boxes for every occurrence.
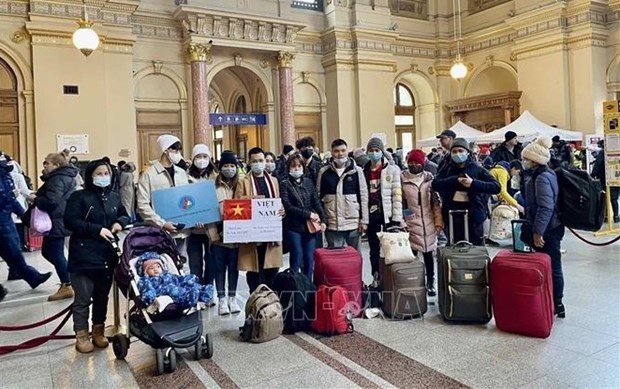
[366,137,385,153]
[451,137,470,152]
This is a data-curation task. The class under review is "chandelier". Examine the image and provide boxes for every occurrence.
[72,1,100,57]
[450,0,467,80]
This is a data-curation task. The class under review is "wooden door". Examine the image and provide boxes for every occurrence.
[0,59,18,158]
[294,112,321,145]
[136,110,182,169]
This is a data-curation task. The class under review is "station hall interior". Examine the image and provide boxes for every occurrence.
[0,0,619,388]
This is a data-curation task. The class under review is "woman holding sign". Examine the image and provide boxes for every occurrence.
[234,147,284,294]
[280,154,326,279]
[207,151,241,315]
[187,144,217,306]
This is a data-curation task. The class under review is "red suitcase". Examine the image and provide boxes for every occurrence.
[491,249,554,338]
[314,247,363,317]
[26,227,43,251]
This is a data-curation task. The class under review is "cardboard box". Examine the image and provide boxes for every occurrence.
[603,100,620,115]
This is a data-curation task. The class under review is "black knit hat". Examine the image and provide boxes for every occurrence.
[218,151,238,169]
[505,131,518,142]
[282,145,294,155]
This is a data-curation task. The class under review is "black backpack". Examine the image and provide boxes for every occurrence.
[554,167,606,231]
[272,269,316,333]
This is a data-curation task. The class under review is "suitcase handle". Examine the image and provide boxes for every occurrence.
[454,241,473,252]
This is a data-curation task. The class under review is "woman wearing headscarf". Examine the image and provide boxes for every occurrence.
[64,158,130,353]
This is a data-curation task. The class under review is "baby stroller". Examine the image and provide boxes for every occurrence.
[111,225,213,374]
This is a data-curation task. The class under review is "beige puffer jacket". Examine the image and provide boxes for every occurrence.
[401,171,443,253]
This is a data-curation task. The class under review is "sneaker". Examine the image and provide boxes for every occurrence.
[48,283,74,301]
[218,298,230,316]
[207,296,217,307]
[228,297,241,314]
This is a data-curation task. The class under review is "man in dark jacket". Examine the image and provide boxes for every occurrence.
[550,136,574,169]
[433,138,501,245]
[591,140,619,223]
[0,154,51,301]
[435,129,456,175]
[492,131,523,163]
[296,136,322,185]
[275,144,294,182]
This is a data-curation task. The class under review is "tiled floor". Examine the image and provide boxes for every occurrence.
[0,229,618,389]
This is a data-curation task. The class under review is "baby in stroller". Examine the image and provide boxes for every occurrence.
[136,252,214,314]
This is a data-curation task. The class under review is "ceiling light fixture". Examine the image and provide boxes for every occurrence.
[72,1,100,57]
[450,0,468,80]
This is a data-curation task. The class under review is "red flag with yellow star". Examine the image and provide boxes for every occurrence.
[223,199,252,221]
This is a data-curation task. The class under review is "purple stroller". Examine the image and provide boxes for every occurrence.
[111,225,213,375]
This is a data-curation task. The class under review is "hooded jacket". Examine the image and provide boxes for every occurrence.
[402,171,443,252]
[524,165,562,236]
[32,165,79,237]
[64,159,130,273]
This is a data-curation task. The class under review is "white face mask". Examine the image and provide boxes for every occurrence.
[194,158,209,169]
[265,162,276,173]
[334,157,348,167]
[510,175,521,190]
[168,151,182,165]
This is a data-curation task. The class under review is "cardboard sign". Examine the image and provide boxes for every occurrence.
[223,198,282,243]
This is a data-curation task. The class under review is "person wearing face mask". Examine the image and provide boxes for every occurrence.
[362,137,403,281]
[433,138,501,246]
[186,144,218,306]
[0,154,52,302]
[402,149,443,296]
[264,151,278,178]
[136,135,190,248]
[24,152,79,301]
[521,136,566,318]
[63,158,130,353]
[207,151,242,315]
[234,147,285,293]
[295,136,322,185]
[280,153,326,278]
[317,138,369,250]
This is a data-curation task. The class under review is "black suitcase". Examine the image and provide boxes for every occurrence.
[437,210,492,323]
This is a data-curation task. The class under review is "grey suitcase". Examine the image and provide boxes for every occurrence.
[438,210,492,323]
[380,259,427,319]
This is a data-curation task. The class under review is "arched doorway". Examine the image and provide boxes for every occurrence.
[209,66,269,159]
[0,58,18,158]
[394,83,415,152]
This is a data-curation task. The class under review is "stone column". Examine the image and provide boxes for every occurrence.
[187,43,212,146]
[276,51,296,148]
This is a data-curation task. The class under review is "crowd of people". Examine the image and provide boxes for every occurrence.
[1,127,617,352]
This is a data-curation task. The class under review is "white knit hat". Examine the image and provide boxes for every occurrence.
[157,134,181,154]
[191,144,211,159]
[522,136,552,166]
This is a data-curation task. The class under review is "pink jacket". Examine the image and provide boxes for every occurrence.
[401,171,443,253]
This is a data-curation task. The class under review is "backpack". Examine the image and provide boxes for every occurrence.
[239,284,283,343]
[311,285,354,336]
[272,269,316,333]
[554,167,606,231]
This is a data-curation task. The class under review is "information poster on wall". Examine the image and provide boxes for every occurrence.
[602,103,620,187]
[57,134,90,155]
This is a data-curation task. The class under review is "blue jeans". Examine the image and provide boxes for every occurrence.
[286,230,317,279]
[42,236,70,284]
[0,222,46,288]
[324,229,360,251]
[211,245,239,298]
[187,234,213,285]
[539,225,565,301]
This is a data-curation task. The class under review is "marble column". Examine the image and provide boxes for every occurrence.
[276,51,296,148]
[187,43,212,146]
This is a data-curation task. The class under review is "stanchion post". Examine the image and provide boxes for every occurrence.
[594,185,620,236]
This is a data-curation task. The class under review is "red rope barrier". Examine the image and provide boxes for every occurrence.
[0,304,73,331]
[568,227,620,247]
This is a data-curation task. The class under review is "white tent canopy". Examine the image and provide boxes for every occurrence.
[417,121,485,147]
[475,110,583,143]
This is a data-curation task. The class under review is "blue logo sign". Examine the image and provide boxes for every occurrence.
[179,196,195,211]
[209,113,267,126]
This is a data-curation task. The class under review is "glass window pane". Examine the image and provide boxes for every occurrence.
[215,129,223,139]
[398,85,413,107]
[401,132,413,156]
[395,115,414,126]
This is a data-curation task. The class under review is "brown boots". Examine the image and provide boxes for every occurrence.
[75,325,108,354]
[75,330,94,353]
[92,324,109,348]
[48,283,74,301]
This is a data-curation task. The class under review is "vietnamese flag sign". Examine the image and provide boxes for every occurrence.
[223,200,252,221]
[223,198,282,244]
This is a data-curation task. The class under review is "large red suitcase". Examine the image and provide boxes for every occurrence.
[314,247,363,317]
[491,249,554,338]
[26,227,43,251]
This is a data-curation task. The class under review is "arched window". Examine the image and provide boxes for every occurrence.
[291,0,323,11]
[394,83,415,153]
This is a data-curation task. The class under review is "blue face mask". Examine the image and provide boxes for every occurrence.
[93,176,111,188]
[368,151,382,162]
[289,170,303,179]
[451,152,468,164]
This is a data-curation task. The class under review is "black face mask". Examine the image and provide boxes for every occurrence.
[301,149,314,159]
[408,165,424,174]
